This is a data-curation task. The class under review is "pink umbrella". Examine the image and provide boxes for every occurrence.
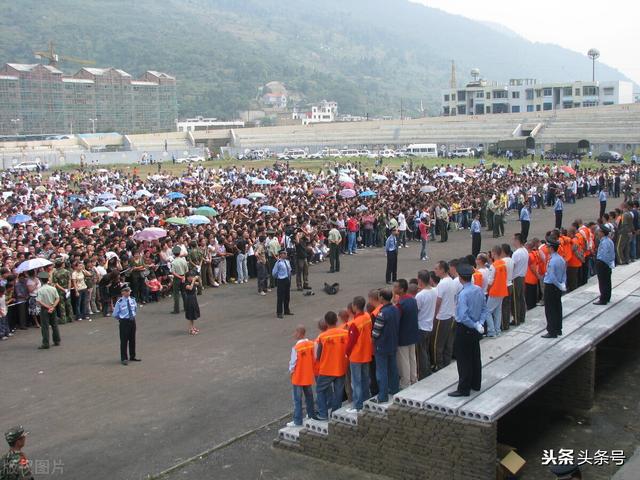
[71,219,94,229]
[313,187,328,196]
[339,188,356,198]
[133,227,167,242]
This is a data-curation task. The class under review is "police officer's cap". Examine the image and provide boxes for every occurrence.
[550,463,580,479]
[37,271,50,280]
[172,246,182,256]
[5,426,27,445]
[120,284,131,292]
[457,263,474,277]
[546,237,560,249]
[599,225,611,235]
[279,249,287,255]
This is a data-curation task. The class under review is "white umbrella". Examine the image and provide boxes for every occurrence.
[420,185,437,193]
[450,176,466,183]
[16,257,52,273]
[186,215,211,225]
[0,219,12,230]
[372,174,388,182]
[248,192,266,199]
[116,206,136,213]
[91,206,111,213]
[134,189,153,198]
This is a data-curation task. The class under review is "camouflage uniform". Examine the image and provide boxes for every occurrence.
[1,427,33,480]
[187,248,204,294]
[52,266,73,324]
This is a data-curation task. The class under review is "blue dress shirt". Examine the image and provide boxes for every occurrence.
[544,252,567,290]
[599,190,607,202]
[272,259,291,279]
[385,234,397,253]
[455,282,488,329]
[471,219,481,234]
[519,207,530,222]
[597,236,615,269]
[554,198,564,212]
[112,296,137,320]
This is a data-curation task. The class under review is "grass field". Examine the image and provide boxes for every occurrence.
[78,154,615,178]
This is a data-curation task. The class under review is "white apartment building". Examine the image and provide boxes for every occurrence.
[292,100,338,125]
[441,71,633,116]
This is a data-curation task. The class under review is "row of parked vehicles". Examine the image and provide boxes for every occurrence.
[240,144,481,161]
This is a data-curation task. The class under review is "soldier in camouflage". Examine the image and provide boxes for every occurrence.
[187,241,204,295]
[1,426,33,480]
[52,259,73,324]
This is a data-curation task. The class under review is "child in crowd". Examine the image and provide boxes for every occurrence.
[286,325,316,427]
[145,273,162,302]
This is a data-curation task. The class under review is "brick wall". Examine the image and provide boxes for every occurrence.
[277,406,497,480]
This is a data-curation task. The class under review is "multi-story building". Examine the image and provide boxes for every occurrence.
[0,63,177,135]
[441,70,633,116]
[292,100,338,125]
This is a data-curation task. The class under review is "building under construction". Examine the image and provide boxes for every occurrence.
[0,63,177,135]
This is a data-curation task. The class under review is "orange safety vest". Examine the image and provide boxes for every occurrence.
[538,244,550,276]
[317,327,348,377]
[291,340,316,386]
[348,312,373,363]
[579,226,593,256]
[473,269,483,288]
[567,237,582,268]
[488,258,508,297]
[558,236,572,263]
[525,251,539,285]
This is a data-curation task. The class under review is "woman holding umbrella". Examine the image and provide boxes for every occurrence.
[183,270,201,335]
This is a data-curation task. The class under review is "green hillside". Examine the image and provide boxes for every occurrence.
[0,0,630,118]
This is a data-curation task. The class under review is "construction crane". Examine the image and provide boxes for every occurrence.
[33,41,96,68]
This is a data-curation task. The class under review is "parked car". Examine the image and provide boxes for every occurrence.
[340,149,360,158]
[175,154,205,164]
[379,149,396,158]
[597,151,623,163]
[9,161,41,172]
[277,149,307,160]
[452,147,475,158]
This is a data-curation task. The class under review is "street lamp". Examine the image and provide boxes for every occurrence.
[10,118,21,136]
[89,118,97,134]
[587,48,600,82]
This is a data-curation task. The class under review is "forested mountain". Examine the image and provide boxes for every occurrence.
[0,0,630,118]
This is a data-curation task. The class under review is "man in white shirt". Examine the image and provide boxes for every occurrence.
[511,234,529,326]
[431,261,458,370]
[416,270,437,379]
[501,244,514,330]
[475,254,490,294]
[397,211,407,248]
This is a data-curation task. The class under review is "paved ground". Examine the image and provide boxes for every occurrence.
[2,195,632,480]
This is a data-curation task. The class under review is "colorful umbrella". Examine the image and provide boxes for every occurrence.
[15,257,52,273]
[134,228,167,241]
[339,189,356,199]
[253,178,274,186]
[358,190,377,197]
[231,198,250,206]
[8,214,31,224]
[258,205,279,214]
[166,216,188,226]
[561,166,576,175]
[313,187,329,196]
[72,219,94,229]
[167,192,186,200]
[194,206,218,217]
[186,215,211,225]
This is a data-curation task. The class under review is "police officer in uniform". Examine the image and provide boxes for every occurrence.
[112,285,140,365]
[272,249,293,319]
[448,264,488,397]
[1,426,33,480]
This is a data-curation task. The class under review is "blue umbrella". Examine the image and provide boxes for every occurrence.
[358,190,377,197]
[186,215,211,225]
[258,205,279,214]
[8,214,32,224]
[68,194,87,203]
[253,178,274,186]
[231,198,250,207]
[98,193,116,201]
[167,192,186,200]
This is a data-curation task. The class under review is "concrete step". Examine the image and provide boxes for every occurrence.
[278,425,304,443]
[303,418,329,436]
[331,406,358,426]
[363,398,393,415]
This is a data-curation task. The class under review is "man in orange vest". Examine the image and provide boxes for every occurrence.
[565,227,584,292]
[524,239,542,310]
[287,325,317,426]
[315,311,348,420]
[486,245,508,337]
[367,289,382,398]
[345,296,373,412]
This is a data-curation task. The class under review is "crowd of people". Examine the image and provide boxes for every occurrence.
[0,159,637,356]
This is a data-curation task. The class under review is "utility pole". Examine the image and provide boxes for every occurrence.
[90,118,97,134]
[587,48,600,82]
[400,98,403,124]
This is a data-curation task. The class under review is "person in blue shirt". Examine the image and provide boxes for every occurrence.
[470,213,481,257]
[519,201,531,242]
[554,193,564,230]
[448,263,488,397]
[541,238,567,338]
[598,189,608,219]
[593,225,615,305]
[371,288,400,402]
[272,249,293,319]
[385,228,399,285]
[112,285,140,365]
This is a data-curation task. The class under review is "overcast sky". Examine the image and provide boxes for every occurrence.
[413,0,640,86]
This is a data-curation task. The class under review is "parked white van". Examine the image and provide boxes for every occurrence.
[405,143,438,157]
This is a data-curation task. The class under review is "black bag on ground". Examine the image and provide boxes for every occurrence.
[323,282,339,295]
